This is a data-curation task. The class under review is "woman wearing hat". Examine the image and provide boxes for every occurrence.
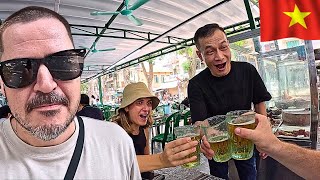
[112,82,198,179]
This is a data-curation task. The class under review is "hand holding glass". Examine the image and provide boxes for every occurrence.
[174,125,201,168]
[202,115,231,162]
[227,110,256,160]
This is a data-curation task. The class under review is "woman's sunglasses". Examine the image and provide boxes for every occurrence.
[0,49,86,89]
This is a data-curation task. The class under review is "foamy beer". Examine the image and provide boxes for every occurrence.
[227,110,256,160]
[174,125,200,168]
[203,115,231,162]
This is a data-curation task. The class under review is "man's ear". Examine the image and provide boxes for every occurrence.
[124,107,129,112]
[196,50,204,62]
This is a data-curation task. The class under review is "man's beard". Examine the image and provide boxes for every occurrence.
[13,92,78,141]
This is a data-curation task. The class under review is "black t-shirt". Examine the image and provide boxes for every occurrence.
[188,61,272,123]
[129,127,147,155]
[76,105,104,120]
[129,127,153,180]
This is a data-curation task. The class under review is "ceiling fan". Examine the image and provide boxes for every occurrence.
[90,0,149,26]
[79,42,116,53]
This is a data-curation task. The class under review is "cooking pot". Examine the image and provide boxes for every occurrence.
[282,109,310,126]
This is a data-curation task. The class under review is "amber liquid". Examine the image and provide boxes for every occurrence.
[182,133,201,168]
[228,120,256,160]
[208,134,231,162]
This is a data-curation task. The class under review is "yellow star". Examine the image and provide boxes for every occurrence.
[283,4,311,29]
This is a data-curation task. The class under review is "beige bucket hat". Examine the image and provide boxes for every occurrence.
[120,82,160,110]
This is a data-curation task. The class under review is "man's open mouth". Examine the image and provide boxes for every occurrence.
[215,62,226,70]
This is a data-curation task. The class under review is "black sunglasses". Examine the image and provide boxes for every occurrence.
[0,49,86,89]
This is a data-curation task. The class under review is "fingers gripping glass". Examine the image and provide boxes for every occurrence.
[0,49,86,88]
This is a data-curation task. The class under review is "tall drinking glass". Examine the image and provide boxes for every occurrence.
[202,115,231,162]
[174,125,200,168]
[227,110,256,160]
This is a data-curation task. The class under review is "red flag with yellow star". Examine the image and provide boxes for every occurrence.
[260,0,320,41]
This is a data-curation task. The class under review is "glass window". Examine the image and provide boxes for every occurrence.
[154,75,159,83]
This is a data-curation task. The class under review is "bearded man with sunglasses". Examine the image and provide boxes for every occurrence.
[0,6,141,179]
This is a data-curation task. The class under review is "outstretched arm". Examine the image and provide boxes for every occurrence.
[254,102,267,116]
[235,114,320,180]
[137,137,198,172]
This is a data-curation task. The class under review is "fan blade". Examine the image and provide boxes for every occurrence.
[79,46,91,51]
[124,0,129,9]
[90,11,120,16]
[97,48,116,52]
[129,0,150,10]
[127,15,143,26]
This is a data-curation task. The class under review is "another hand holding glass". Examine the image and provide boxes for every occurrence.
[174,125,201,168]
[226,110,256,160]
[202,115,231,162]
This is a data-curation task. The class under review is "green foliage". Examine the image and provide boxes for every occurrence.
[182,60,191,72]
[234,40,245,47]
[186,47,193,56]
[80,82,89,93]
[146,57,155,65]
[148,59,154,63]
[177,47,193,57]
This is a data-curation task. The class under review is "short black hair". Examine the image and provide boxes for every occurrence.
[80,94,90,105]
[194,23,225,49]
[0,105,11,118]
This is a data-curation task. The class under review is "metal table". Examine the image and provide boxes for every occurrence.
[153,154,224,180]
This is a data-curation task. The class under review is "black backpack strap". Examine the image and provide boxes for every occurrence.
[64,116,85,180]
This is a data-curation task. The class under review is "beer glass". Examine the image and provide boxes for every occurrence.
[202,115,231,162]
[174,125,200,168]
[227,110,256,160]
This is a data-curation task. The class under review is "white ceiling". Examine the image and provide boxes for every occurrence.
[0,0,260,81]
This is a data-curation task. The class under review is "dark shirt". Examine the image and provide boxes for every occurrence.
[129,127,147,155]
[188,61,272,123]
[77,105,104,120]
[129,127,153,180]
[181,97,190,108]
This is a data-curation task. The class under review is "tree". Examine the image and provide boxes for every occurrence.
[178,46,197,79]
[177,46,199,98]
[113,72,119,90]
[141,59,154,92]
[123,67,131,86]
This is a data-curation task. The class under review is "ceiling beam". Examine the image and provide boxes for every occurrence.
[70,25,186,45]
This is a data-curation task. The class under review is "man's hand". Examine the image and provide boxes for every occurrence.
[234,113,280,154]
[194,120,214,160]
[159,137,198,167]
[200,135,214,160]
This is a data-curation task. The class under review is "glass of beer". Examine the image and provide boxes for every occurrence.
[227,110,256,160]
[202,115,231,162]
[174,125,201,168]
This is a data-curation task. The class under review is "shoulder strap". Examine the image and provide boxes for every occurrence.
[64,116,85,180]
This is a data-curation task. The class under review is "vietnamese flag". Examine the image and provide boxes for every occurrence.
[260,0,320,41]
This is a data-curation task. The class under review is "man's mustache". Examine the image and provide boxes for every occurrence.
[26,92,69,113]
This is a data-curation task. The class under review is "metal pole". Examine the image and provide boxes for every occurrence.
[305,40,319,149]
[243,0,256,29]
[98,76,104,106]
